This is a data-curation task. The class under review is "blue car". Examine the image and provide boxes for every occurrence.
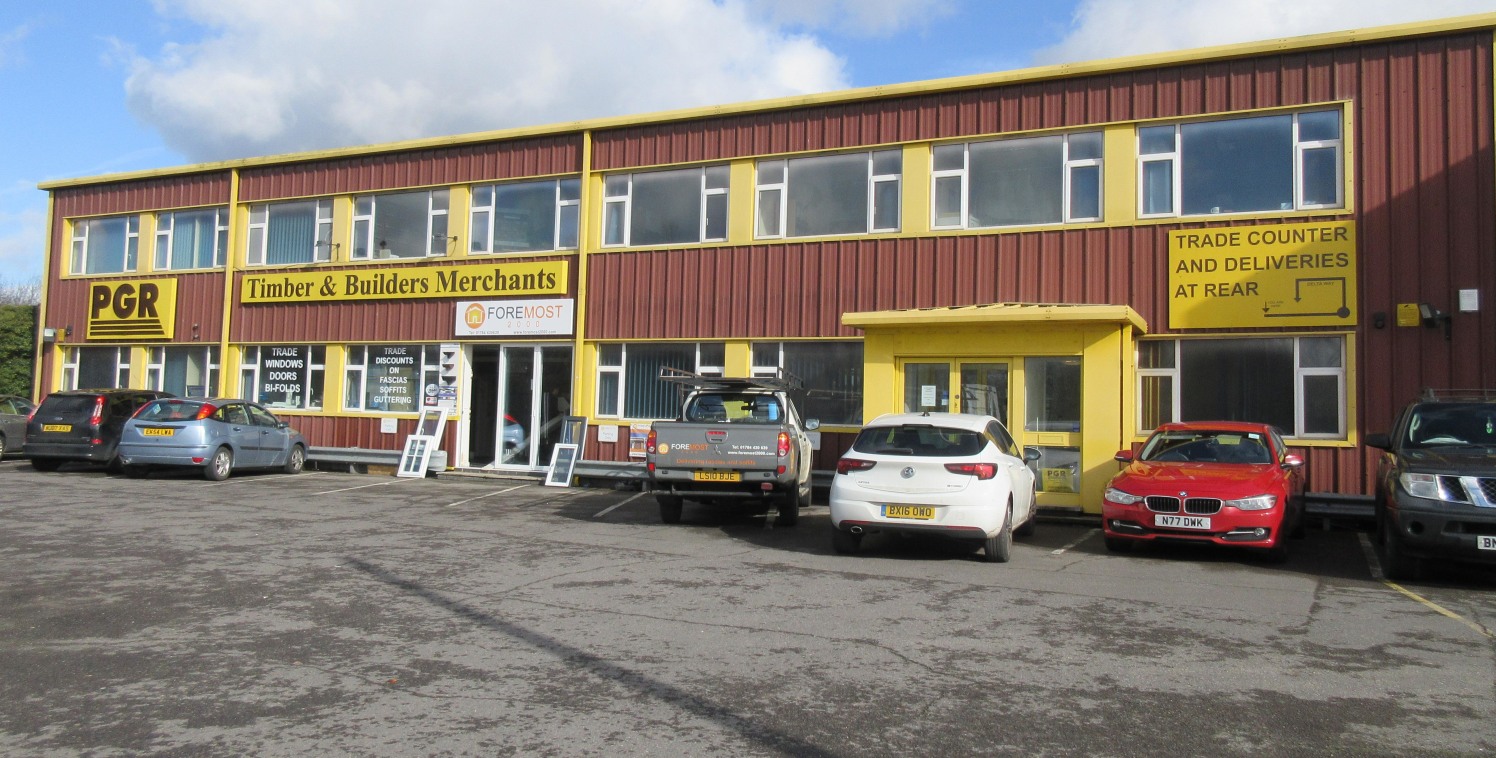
[118,398,308,481]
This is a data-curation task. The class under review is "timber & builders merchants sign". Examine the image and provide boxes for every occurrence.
[240,260,568,304]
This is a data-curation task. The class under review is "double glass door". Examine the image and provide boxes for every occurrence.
[901,358,1082,504]
[468,344,571,469]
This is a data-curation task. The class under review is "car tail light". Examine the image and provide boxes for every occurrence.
[646,428,657,454]
[89,397,104,427]
[836,458,876,475]
[194,403,218,421]
[777,432,791,457]
[945,462,997,480]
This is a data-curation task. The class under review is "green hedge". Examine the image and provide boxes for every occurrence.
[0,305,37,398]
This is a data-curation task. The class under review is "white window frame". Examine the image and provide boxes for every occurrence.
[246,200,334,266]
[600,167,728,248]
[756,150,903,239]
[343,344,440,412]
[595,344,624,419]
[468,178,581,254]
[930,145,967,230]
[70,215,140,275]
[240,345,326,410]
[145,346,220,396]
[932,133,1101,229]
[755,160,787,239]
[350,189,450,260]
[1294,117,1344,211]
[1137,126,1181,219]
[1294,338,1347,439]
[154,208,228,271]
[61,348,80,390]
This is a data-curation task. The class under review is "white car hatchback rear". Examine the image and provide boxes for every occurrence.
[829,412,1039,562]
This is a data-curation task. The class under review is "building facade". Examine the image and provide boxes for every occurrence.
[35,15,1496,513]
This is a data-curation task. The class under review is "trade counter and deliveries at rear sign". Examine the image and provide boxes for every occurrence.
[1169,221,1357,329]
[239,260,568,304]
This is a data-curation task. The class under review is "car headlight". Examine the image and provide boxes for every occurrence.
[1399,472,1446,501]
[1105,487,1144,505]
[1224,494,1276,511]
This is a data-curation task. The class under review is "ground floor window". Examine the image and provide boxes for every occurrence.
[146,346,219,397]
[752,341,863,426]
[344,345,439,412]
[241,345,325,410]
[595,342,724,419]
[1138,336,1345,438]
[66,346,131,389]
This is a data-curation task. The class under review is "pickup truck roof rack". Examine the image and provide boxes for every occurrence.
[658,366,805,393]
[1419,388,1496,402]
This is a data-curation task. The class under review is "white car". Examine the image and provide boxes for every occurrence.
[829,412,1040,562]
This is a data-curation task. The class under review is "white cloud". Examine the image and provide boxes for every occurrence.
[124,0,857,162]
[0,22,32,68]
[744,0,956,36]
[1036,0,1496,64]
[0,187,46,285]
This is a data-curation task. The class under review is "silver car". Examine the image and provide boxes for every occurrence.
[0,394,34,459]
[118,398,308,481]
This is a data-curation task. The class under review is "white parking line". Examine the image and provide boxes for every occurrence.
[444,484,528,508]
[595,491,647,518]
[1357,532,1496,640]
[314,477,423,495]
[203,472,326,487]
[1051,528,1098,555]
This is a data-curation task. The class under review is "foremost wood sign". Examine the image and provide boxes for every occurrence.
[240,260,568,304]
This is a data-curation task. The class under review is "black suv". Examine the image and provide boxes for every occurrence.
[1366,390,1496,579]
[25,389,173,472]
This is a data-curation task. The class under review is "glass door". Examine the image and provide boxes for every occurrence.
[496,344,573,469]
[902,360,1010,428]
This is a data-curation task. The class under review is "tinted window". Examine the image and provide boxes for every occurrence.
[136,399,205,422]
[38,395,97,415]
[1406,404,1496,448]
[1139,429,1272,464]
[247,405,280,427]
[852,425,987,457]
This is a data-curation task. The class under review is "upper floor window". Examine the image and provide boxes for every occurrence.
[247,200,333,266]
[70,216,139,275]
[1138,109,1343,218]
[603,166,728,247]
[757,150,901,238]
[470,178,580,254]
[155,208,228,271]
[932,132,1102,229]
[352,189,451,260]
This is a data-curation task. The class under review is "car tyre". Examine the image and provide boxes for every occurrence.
[657,494,683,524]
[983,501,1014,563]
[205,447,233,482]
[776,490,800,527]
[123,465,150,479]
[1013,488,1038,537]
[283,444,306,475]
[1103,536,1134,553]
[0,432,7,459]
[832,529,861,555]
[1379,514,1421,581]
[30,458,61,472]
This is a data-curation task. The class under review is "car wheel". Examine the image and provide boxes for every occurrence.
[1013,488,1038,537]
[204,447,233,481]
[283,444,306,475]
[832,529,862,555]
[798,479,813,509]
[1103,536,1134,553]
[657,495,683,524]
[1379,514,1421,581]
[0,432,7,459]
[30,458,61,472]
[776,490,800,527]
[983,501,1014,563]
[123,465,150,479]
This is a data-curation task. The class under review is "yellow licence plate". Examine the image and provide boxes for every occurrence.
[884,505,935,520]
[693,470,742,482]
[142,428,176,437]
[41,424,71,433]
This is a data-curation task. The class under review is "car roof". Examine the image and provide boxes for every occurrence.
[864,412,996,432]
[1151,420,1276,434]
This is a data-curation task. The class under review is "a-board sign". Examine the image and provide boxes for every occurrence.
[545,443,579,487]
[396,408,447,478]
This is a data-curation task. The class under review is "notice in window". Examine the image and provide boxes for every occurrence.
[1168,220,1357,329]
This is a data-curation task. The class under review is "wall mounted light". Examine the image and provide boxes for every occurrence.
[41,327,56,344]
[1419,303,1452,340]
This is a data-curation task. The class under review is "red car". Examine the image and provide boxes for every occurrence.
[1102,421,1306,561]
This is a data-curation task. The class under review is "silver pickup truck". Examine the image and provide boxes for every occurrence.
[646,369,819,526]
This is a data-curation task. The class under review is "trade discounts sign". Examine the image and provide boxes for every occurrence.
[240,260,567,304]
[1169,221,1357,329]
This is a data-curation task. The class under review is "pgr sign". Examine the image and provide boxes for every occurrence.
[86,280,177,340]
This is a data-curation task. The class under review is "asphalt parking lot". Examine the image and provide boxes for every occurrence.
[2,458,1493,757]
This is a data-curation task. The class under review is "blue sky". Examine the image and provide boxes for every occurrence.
[3,0,1493,288]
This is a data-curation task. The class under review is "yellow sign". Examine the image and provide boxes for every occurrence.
[1169,221,1357,329]
[1396,303,1421,327]
[86,279,177,340]
[1042,467,1075,493]
[240,260,568,304]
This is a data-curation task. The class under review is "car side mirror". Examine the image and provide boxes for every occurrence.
[804,418,820,431]
[277,421,289,430]
[1282,453,1305,468]
[1364,433,1392,450]
[1023,446,1042,463]
[1114,449,1135,463]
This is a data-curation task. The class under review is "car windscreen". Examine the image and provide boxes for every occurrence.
[1407,404,1496,448]
[135,399,206,422]
[36,396,98,415]
[684,393,782,423]
[1139,430,1271,463]
[851,425,987,457]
